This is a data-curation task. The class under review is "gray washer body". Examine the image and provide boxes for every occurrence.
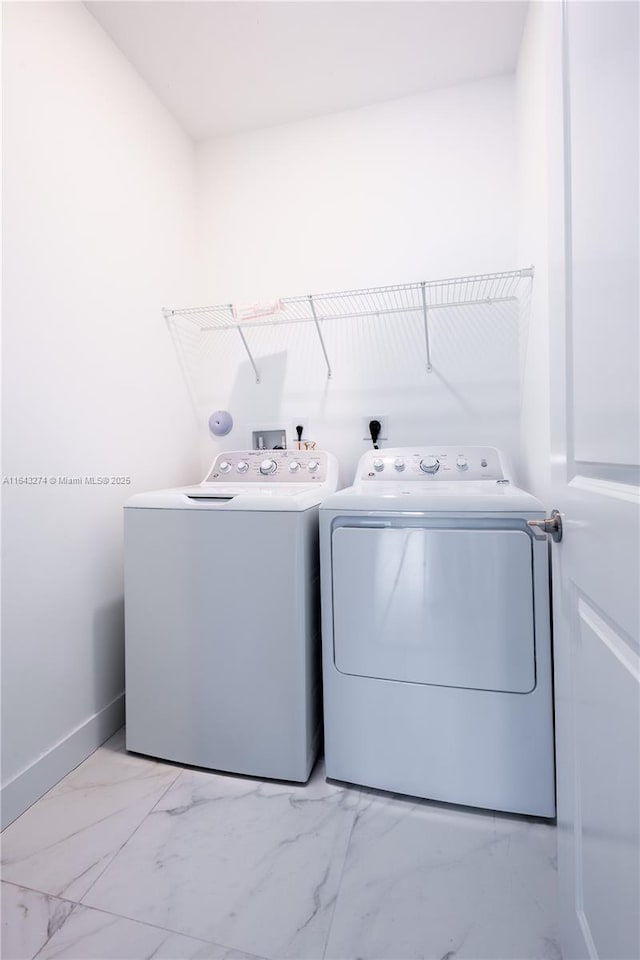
[124,503,321,781]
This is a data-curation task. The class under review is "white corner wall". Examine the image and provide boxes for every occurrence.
[195,76,521,482]
[197,76,517,300]
[516,2,554,502]
[1,2,199,827]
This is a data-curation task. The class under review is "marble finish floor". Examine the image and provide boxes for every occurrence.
[1,729,561,960]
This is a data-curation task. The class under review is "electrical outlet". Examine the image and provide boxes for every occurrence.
[362,417,388,443]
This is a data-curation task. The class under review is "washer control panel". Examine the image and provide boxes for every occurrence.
[357,447,507,482]
[204,450,331,484]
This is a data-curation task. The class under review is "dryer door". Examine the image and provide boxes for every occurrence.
[332,525,536,693]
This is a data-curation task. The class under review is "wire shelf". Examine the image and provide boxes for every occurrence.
[165,267,534,385]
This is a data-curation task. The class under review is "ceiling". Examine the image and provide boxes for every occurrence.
[86,1,528,141]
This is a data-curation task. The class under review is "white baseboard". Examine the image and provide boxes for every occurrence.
[1,693,125,829]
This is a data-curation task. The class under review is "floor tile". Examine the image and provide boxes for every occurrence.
[324,791,560,960]
[1,882,75,960]
[36,903,262,960]
[83,761,361,959]
[1,729,180,902]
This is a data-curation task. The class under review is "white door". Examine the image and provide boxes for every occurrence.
[550,3,640,958]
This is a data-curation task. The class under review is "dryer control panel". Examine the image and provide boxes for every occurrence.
[203,450,333,484]
[356,446,510,482]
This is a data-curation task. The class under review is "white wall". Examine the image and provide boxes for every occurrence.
[197,76,517,300]
[1,2,199,826]
[195,76,523,482]
[516,1,553,502]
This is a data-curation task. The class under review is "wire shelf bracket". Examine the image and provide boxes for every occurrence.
[228,305,261,384]
[308,295,332,379]
[164,267,534,386]
[420,282,433,373]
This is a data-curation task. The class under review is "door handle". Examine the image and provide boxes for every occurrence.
[527,509,563,542]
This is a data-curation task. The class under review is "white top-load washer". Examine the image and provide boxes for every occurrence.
[320,446,555,817]
[124,449,338,782]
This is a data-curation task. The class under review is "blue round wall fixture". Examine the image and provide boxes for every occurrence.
[208,410,233,437]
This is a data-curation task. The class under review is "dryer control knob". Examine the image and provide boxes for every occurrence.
[420,456,440,474]
[373,458,385,472]
[219,460,232,473]
[308,460,320,473]
[456,456,469,471]
[260,458,278,475]
[288,461,301,473]
[236,460,249,473]
[394,458,405,471]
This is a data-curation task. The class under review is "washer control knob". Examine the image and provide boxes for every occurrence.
[288,460,301,473]
[260,458,277,475]
[308,460,320,473]
[236,460,249,473]
[394,458,405,472]
[219,460,232,473]
[456,456,469,471]
[419,456,440,474]
[373,458,385,472]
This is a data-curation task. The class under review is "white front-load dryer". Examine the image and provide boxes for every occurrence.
[320,446,555,817]
[124,449,338,782]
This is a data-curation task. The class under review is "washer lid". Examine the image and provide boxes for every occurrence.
[125,484,332,511]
